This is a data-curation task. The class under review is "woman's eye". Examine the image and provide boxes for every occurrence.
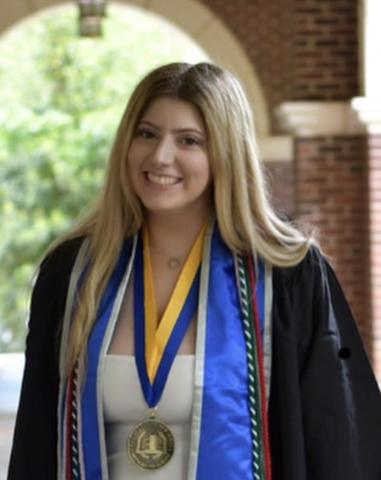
[136,128,155,139]
[180,136,201,146]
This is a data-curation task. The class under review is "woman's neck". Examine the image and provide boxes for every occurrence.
[145,209,210,264]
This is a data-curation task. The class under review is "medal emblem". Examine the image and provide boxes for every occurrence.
[127,416,175,470]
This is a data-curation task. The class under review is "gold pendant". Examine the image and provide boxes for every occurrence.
[127,410,175,470]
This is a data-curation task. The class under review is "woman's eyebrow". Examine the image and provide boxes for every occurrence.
[139,120,205,136]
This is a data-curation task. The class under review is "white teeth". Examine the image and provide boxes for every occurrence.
[146,172,180,186]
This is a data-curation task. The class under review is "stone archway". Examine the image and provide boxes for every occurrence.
[0,0,271,137]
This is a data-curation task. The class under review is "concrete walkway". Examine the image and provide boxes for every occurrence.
[0,353,24,479]
[0,415,15,479]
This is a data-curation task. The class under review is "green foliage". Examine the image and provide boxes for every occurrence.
[0,4,207,352]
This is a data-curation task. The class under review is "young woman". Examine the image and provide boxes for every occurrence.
[8,62,381,480]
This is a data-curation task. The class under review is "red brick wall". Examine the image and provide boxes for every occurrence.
[202,0,293,118]
[202,0,359,129]
[295,136,371,355]
[293,0,359,100]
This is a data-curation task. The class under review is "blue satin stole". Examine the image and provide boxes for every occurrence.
[77,228,266,479]
[195,228,257,479]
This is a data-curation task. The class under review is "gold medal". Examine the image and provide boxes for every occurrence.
[127,410,175,470]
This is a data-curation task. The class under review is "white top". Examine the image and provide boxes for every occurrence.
[103,354,195,479]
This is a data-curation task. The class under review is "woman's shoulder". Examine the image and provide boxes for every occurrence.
[272,244,326,287]
[38,235,87,280]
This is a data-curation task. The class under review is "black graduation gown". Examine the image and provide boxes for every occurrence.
[7,237,381,479]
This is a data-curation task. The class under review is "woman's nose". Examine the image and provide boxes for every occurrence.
[150,136,174,166]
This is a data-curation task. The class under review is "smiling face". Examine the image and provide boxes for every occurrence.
[127,96,212,219]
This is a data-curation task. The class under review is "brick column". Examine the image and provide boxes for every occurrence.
[277,102,372,357]
[295,135,370,352]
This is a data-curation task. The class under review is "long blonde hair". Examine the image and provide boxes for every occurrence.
[55,62,312,372]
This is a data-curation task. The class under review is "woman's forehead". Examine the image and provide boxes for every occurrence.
[139,96,206,133]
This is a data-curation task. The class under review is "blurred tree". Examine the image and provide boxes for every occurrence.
[0,4,207,352]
